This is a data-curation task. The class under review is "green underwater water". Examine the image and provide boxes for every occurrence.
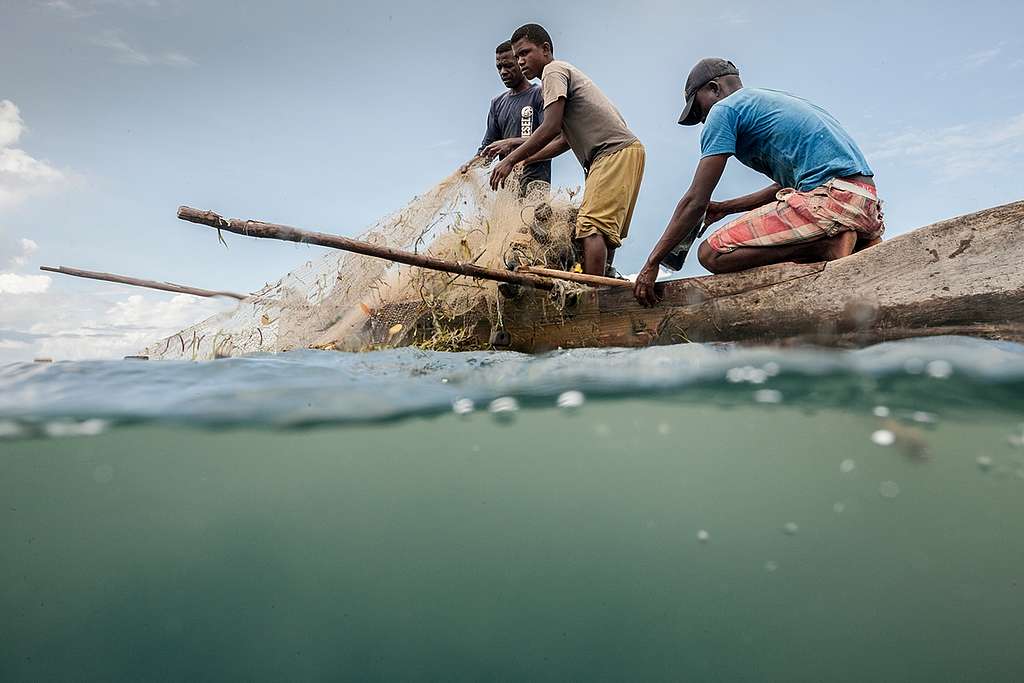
[3,398,1024,681]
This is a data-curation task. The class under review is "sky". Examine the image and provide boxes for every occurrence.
[1,0,1022,362]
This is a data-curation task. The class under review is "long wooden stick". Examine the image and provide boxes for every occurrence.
[517,265,632,289]
[177,206,559,291]
[40,266,248,300]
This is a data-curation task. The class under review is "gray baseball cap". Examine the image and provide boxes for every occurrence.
[678,57,739,126]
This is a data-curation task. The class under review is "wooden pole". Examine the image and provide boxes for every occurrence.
[517,265,633,289]
[40,266,248,300]
[177,206,560,291]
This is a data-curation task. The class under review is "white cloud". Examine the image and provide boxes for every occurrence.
[718,10,749,25]
[0,100,24,148]
[91,29,197,67]
[0,100,67,209]
[961,45,1003,70]
[42,0,161,19]
[1,289,236,362]
[10,238,39,267]
[0,273,51,294]
[866,113,1024,182]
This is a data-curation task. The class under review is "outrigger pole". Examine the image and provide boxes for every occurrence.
[177,206,572,291]
[40,265,249,300]
[516,265,632,289]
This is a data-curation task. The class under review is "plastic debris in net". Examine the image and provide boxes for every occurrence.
[143,165,581,359]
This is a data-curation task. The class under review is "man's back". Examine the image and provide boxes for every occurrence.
[540,60,637,171]
[700,88,872,191]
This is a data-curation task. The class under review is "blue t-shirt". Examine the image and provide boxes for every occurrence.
[479,84,551,186]
[700,88,872,191]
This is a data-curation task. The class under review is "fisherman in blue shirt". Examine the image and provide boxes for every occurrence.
[634,58,885,306]
[461,40,550,196]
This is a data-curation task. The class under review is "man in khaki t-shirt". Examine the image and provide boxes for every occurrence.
[490,23,645,276]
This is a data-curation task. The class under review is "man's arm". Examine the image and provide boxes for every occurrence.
[706,183,782,224]
[489,99,565,189]
[522,133,570,165]
[634,154,730,306]
[482,136,528,160]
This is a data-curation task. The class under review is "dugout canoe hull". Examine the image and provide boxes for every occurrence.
[432,199,1024,351]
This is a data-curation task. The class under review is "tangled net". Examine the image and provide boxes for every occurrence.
[143,164,583,360]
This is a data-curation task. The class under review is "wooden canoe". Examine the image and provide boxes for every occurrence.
[359,199,1024,351]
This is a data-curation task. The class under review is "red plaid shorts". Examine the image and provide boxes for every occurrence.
[707,179,885,253]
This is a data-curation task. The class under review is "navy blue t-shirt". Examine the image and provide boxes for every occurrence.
[479,84,551,186]
[701,88,872,191]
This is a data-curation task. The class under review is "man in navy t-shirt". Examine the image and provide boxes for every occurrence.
[634,58,885,306]
[461,41,551,195]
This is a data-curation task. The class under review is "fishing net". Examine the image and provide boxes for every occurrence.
[143,164,583,360]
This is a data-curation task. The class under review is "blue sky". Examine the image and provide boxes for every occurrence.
[1,0,1022,361]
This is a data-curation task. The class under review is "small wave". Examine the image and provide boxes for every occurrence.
[1,336,1022,434]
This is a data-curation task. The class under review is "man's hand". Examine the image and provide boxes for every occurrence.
[704,200,730,226]
[482,139,519,160]
[489,159,516,190]
[633,264,662,307]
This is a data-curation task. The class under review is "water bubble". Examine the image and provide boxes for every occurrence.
[697,529,710,543]
[92,464,114,484]
[833,502,846,514]
[747,369,768,385]
[911,411,937,424]
[43,419,109,438]
[556,390,585,411]
[440,378,449,384]
[657,423,671,436]
[488,397,519,422]
[762,362,780,377]
[871,429,896,446]
[726,366,768,384]
[764,561,779,573]
[976,455,994,472]
[879,481,901,498]
[452,398,475,416]
[783,522,799,536]
[1007,425,1024,448]
[872,406,891,418]
[840,459,857,474]
[753,389,783,404]
[926,360,953,379]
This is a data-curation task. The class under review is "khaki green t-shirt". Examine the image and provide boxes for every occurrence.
[541,60,638,170]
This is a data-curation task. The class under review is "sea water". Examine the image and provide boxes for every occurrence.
[2,337,1024,681]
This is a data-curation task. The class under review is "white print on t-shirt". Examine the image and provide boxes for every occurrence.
[521,106,534,137]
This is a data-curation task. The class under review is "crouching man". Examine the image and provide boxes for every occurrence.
[634,58,883,306]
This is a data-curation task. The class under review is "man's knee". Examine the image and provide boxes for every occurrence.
[697,241,723,273]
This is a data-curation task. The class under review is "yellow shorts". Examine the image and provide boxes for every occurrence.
[575,141,646,249]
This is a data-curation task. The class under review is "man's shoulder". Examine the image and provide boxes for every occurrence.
[490,90,511,107]
[542,59,577,78]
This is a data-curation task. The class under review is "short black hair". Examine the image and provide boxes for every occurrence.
[496,40,513,54]
[511,23,553,51]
